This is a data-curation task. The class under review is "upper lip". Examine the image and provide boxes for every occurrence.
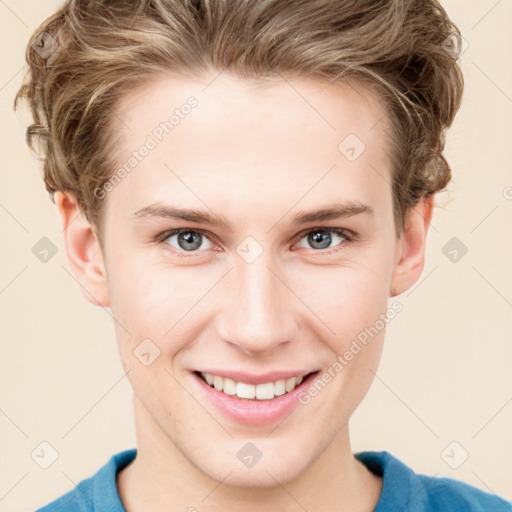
[193,369,318,385]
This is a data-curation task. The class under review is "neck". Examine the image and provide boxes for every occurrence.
[117,397,382,511]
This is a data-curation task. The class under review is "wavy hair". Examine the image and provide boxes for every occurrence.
[14,0,464,241]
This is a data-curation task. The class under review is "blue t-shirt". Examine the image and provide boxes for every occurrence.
[36,448,512,511]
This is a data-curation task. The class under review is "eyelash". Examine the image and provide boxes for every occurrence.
[153,227,356,257]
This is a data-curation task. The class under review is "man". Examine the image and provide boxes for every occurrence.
[15,0,511,510]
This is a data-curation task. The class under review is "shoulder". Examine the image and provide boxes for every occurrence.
[35,449,136,512]
[35,478,94,511]
[355,450,512,512]
[417,473,512,512]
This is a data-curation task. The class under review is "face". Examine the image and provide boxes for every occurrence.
[58,72,431,488]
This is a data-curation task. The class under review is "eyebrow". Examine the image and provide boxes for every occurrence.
[133,204,233,230]
[290,201,374,225]
[133,200,374,230]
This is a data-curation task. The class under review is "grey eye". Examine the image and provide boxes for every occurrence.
[297,229,347,250]
[164,230,213,252]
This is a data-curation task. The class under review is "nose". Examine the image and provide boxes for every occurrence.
[217,251,298,356]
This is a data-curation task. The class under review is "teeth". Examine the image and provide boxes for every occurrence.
[256,382,274,400]
[222,378,237,395]
[213,375,223,391]
[199,372,309,400]
[285,377,296,392]
[274,379,286,396]
[237,382,256,399]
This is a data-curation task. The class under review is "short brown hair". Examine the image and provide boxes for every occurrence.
[14,0,464,242]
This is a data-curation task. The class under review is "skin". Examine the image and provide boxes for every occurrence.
[55,72,433,511]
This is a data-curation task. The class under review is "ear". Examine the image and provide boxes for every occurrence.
[389,194,434,297]
[54,191,110,307]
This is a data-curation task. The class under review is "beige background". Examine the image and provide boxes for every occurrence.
[1,0,511,510]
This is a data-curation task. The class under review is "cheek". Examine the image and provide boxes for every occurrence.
[107,254,215,364]
[108,251,204,323]
[300,268,389,410]
[292,257,392,343]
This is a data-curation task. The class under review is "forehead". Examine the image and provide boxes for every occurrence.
[115,71,389,145]
[106,72,393,219]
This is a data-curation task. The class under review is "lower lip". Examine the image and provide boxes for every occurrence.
[191,371,320,425]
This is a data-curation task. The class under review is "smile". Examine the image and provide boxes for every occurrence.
[198,371,314,400]
[192,370,321,425]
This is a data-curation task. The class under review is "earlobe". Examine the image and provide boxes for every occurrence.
[54,191,110,307]
[389,194,434,298]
